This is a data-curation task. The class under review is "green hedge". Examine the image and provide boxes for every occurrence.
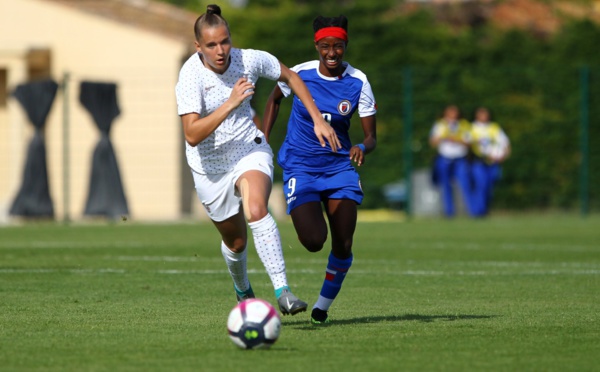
[168,0,600,211]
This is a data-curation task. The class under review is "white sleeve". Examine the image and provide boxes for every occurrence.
[494,129,510,157]
[497,129,510,147]
[251,49,281,81]
[175,63,203,116]
[430,122,443,138]
[277,61,313,98]
[358,79,377,117]
[277,64,298,98]
[278,80,292,98]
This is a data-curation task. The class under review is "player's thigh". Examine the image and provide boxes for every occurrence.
[233,149,274,221]
[290,201,327,245]
[232,149,274,191]
[325,198,358,244]
[236,170,272,222]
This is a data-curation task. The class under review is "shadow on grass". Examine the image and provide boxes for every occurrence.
[284,313,499,330]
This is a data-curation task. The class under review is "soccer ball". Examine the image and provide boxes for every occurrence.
[227,298,281,349]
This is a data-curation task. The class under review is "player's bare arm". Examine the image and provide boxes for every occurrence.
[261,85,285,143]
[181,77,255,146]
[277,63,342,152]
[350,115,377,167]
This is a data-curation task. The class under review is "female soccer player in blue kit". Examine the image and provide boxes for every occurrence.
[262,15,377,324]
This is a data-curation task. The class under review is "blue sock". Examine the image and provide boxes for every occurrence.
[315,253,353,310]
[275,285,290,299]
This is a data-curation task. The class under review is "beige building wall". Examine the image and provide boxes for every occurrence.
[0,48,30,223]
[0,0,192,221]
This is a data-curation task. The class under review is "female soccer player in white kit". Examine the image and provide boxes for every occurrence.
[175,4,341,315]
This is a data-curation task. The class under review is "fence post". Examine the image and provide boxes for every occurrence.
[402,67,414,217]
[579,66,590,217]
[62,72,70,223]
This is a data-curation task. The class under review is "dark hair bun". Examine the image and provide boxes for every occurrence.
[313,15,348,33]
[206,4,221,16]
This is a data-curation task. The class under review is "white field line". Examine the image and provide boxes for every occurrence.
[0,241,145,249]
[1,241,596,251]
[115,255,203,262]
[398,242,596,252]
[1,268,599,276]
[113,256,600,270]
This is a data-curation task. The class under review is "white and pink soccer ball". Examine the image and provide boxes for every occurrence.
[227,298,281,349]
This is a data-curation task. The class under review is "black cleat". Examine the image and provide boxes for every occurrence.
[310,307,330,325]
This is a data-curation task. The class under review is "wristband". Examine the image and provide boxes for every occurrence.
[356,144,366,152]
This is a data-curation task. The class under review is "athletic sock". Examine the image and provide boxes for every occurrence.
[274,285,290,299]
[313,253,353,312]
[220,241,251,293]
[248,214,289,293]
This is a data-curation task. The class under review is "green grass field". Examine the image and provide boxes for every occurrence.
[1,215,599,371]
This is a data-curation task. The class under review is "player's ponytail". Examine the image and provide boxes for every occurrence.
[194,4,229,41]
[206,4,221,16]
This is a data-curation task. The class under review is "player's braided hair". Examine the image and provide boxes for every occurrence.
[312,15,348,33]
[194,4,229,41]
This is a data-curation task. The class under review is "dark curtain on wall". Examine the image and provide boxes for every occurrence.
[80,82,129,219]
[9,80,58,218]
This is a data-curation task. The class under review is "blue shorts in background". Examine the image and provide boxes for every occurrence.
[282,168,364,214]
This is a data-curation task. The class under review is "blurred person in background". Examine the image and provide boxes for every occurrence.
[429,105,473,217]
[469,107,510,217]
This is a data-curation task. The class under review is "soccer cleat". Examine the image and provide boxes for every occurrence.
[276,289,308,316]
[235,285,255,303]
[310,307,330,325]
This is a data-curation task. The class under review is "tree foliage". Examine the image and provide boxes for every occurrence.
[166,0,600,211]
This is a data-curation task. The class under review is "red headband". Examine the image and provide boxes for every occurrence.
[314,27,348,42]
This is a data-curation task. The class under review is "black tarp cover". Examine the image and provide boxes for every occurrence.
[9,80,58,218]
[80,82,129,219]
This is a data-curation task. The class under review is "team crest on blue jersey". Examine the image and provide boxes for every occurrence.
[337,100,352,115]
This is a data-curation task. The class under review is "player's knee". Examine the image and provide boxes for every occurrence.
[226,239,247,254]
[245,204,269,223]
[332,239,353,258]
[222,234,248,254]
[299,233,327,253]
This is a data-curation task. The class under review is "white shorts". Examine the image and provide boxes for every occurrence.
[192,148,274,222]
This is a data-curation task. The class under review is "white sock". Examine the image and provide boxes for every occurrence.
[220,241,250,292]
[248,214,288,290]
[314,296,334,312]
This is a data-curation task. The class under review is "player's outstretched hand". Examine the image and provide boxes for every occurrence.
[350,145,365,166]
[228,77,254,108]
[314,118,341,152]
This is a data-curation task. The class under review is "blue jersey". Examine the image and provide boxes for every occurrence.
[277,61,377,173]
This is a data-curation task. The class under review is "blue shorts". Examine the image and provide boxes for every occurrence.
[282,169,364,214]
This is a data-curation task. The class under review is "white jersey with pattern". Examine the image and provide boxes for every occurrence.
[176,48,281,174]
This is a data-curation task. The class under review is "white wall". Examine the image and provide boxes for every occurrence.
[0,0,191,221]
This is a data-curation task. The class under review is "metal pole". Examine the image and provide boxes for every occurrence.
[62,72,70,223]
[579,66,590,217]
[403,67,414,217]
